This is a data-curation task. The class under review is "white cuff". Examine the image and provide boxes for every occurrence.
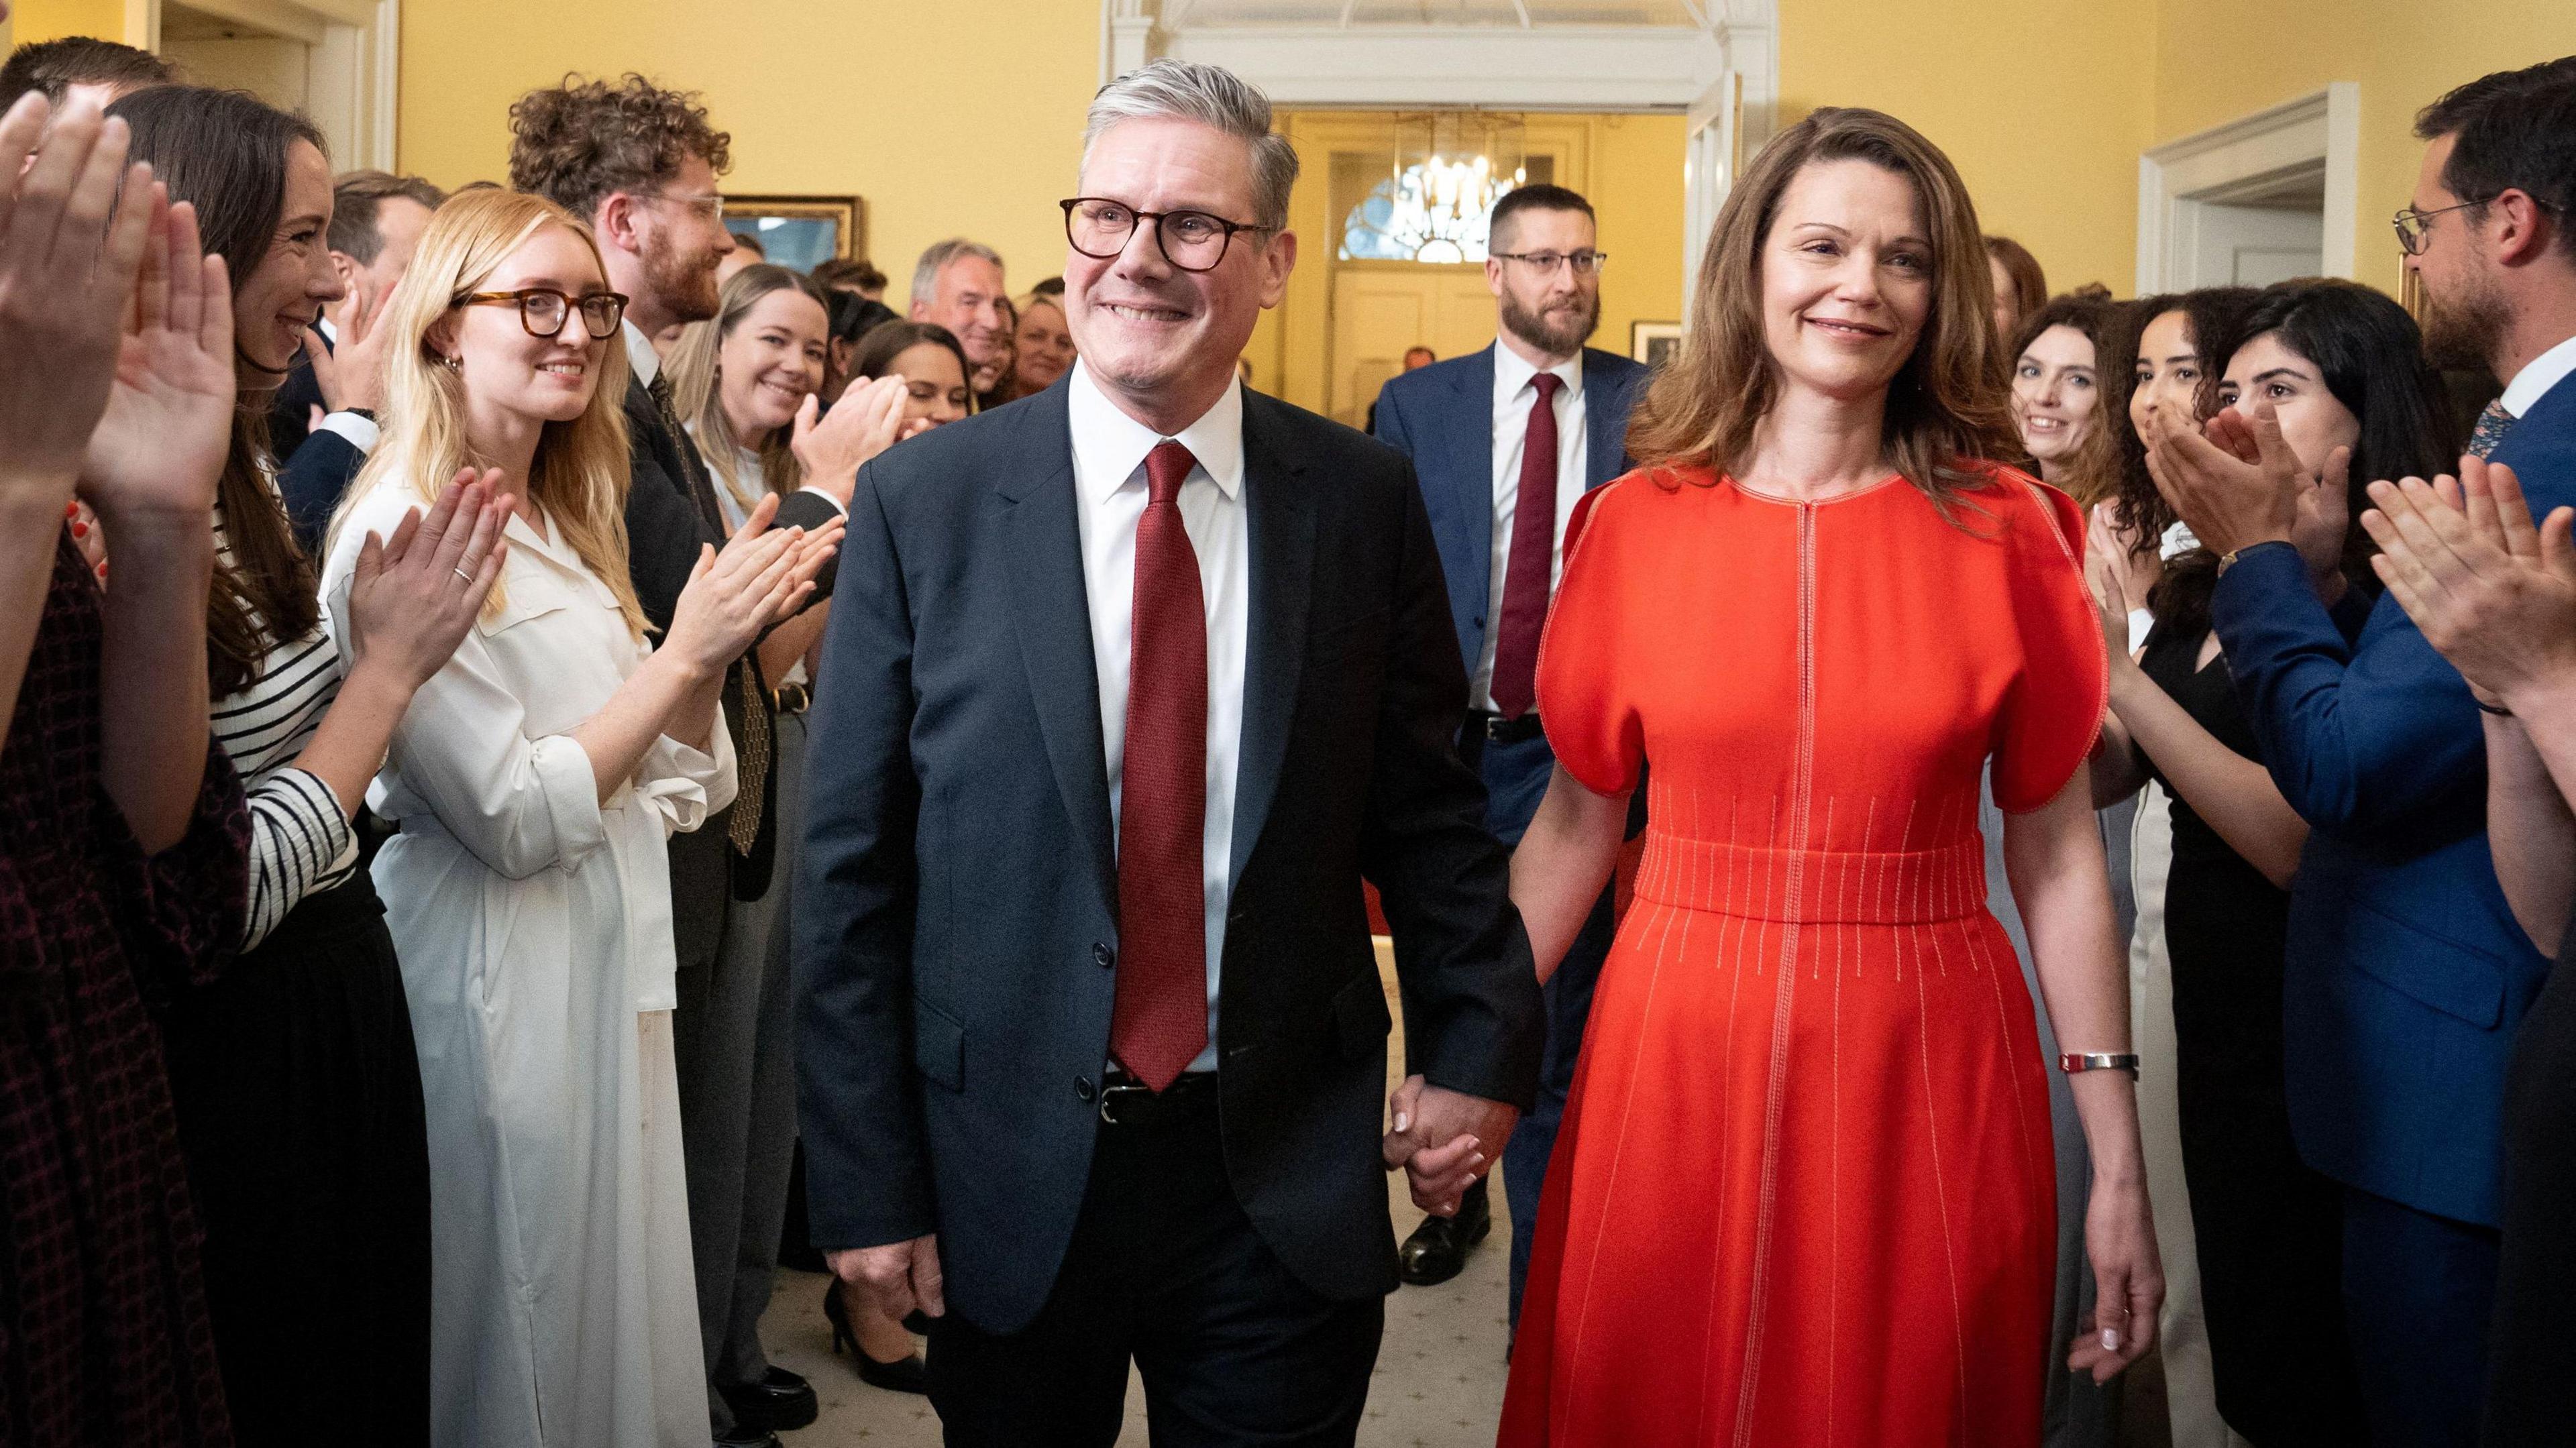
[317,410,382,453]
[2127,607,2156,653]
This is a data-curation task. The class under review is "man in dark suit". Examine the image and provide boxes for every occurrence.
[512,74,864,1448]
[2151,58,2576,1448]
[268,170,443,549]
[1369,184,1644,1313]
[797,59,1542,1447]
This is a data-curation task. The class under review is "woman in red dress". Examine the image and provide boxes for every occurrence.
[1497,107,2161,1447]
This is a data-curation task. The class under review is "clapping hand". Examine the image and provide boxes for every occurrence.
[665,492,845,677]
[1381,1074,1517,1217]
[0,91,158,500]
[345,470,513,690]
[2360,457,2576,711]
[788,374,913,509]
[304,278,392,416]
[78,188,235,527]
[2143,402,2347,576]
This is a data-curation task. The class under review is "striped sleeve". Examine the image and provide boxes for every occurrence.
[240,767,358,950]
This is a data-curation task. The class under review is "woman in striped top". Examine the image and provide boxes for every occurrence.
[115,87,508,1448]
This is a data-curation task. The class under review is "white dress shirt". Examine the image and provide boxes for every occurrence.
[1068,359,1248,1076]
[1476,341,1588,712]
[2500,331,2576,419]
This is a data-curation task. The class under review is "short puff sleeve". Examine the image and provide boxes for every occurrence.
[1534,478,1645,797]
[1990,471,2110,813]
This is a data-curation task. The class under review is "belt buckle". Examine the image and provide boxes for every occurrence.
[1484,712,1509,740]
[1097,1080,1155,1126]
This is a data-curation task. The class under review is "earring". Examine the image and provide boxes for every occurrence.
[439,353,462,372]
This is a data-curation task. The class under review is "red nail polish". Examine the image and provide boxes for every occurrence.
[64,501,78,519]
[70,521,87,539]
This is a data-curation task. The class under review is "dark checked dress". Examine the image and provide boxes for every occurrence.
[0,539,250,1446]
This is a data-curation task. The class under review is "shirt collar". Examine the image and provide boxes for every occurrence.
[2500,331,2576,419]
[623,319,661,388]
[1492,338,1582,404]
[1066,358,1244,505]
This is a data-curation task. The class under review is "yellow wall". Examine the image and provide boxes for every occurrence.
[2152,0,2576,296]
[1777,0,2156,298]
[12,0,137,46]
[396,0,1098,313]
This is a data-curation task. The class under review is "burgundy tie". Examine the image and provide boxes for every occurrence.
[1489,370,1563,720]
[1110,440,1210,1091]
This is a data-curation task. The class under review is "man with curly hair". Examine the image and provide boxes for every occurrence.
[511,72,859,1448]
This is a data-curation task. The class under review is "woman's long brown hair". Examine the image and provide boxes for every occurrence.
[111,85,327,698]
[1626,106,2020,514]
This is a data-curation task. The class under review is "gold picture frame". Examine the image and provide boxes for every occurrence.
[721,194,865,274]
[1631,321,1684,370]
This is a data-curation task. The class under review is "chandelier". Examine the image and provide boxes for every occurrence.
[1340,111,1529,264]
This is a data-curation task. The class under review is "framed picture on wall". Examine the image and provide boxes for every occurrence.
[722,195,865,275]
[1631,321,1684,371]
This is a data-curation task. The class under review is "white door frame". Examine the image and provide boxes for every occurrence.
[153,0,398,168]
[2137,82,2359,294]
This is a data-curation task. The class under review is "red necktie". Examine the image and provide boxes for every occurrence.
[1489,370,1563,720]
[1110,440,1210,1091]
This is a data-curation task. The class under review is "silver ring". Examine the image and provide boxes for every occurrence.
[453,565,475,583]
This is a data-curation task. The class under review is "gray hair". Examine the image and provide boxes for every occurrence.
[910,238,1005,311]
[1083,59,1299,233]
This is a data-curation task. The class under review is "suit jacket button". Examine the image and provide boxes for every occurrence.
[1075,1075,1096,1102]
[1092,942,1115,969]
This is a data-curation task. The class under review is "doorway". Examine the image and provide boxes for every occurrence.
[2137,83,2358,294]
[2177,160,2326,288]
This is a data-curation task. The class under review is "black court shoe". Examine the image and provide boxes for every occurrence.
[719,1366,818,1433]
[822,1278,929,1396]
[1398,1177,1492,1286]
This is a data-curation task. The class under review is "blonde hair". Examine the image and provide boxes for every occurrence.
[329,189,647,640]
[666,263,826,516]
[1627,107,2019,513]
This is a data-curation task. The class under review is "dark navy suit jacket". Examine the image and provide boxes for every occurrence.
[1369,343,1646,827]
[2211,372,2576,1227]
[792,380,1543,1333]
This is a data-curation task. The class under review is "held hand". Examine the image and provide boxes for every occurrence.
[2142,403,2301,559]
[0,93,159,496]
[2067,1174,2162,1384]
[828,1235,946,1324]
[2360,457,2576,708]
[1381,1074,1517,1217]
[305,278,395,415]
[78,197,236,524]
[345,471,512,690]
[790,374,911,508]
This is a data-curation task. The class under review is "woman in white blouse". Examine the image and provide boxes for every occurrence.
[321,189,838,1448]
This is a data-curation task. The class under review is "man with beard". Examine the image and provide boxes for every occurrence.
[1368,184,1644,1313]
[511,73,867,1448]
[2144,57,2576,1448]
[908,237,1012,398]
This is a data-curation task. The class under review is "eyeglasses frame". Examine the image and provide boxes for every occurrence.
[453,288,633,340]
[2393,193,2565,257]
[1059,197,1275,274]
[1490,249,1609,276]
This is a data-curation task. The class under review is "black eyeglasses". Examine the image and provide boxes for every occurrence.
[1491,249,1609,276]
[1061,197,1273,272]
[454,288,630,339]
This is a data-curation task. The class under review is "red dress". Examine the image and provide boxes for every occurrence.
[1499,463,2105,1448]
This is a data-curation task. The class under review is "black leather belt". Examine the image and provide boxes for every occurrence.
[1469,710,1546,745]
[1097,1070,1218,1127]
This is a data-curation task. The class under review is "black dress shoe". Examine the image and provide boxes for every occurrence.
[822,1278,930,1396]
[713,1431,780,1448]
[1398,1178,1491,1286]
[720,1366,818,1433]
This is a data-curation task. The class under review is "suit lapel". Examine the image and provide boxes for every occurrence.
[998,392,1118,907]
[1581,349,1627,490]
[1228,394,1317,887]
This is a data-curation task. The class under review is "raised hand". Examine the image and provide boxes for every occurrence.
[1380,1074,1517,1217]
[78,195,237,526]
[345,470,513,690]
[2361,457,2576,710]
[665,492,844,676]
[2141,402,2302,559]
[0,91,158,498]
[789,374,912,508]
[304,278,396,416]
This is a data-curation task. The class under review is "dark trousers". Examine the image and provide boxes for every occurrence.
[2342,1184,2500,1448]
[924,1081,1384,1447]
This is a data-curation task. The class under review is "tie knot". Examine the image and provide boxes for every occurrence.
[1145,439,1197,506]
[1532,371,1564,402]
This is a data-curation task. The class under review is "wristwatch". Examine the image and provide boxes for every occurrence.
[2058,1052,2141,1078]
[2214,540,2288,578]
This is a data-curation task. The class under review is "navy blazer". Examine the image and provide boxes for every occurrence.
[1368,343,1646,692]
[793,380,1543,1333]
[2210,372,2576,1227]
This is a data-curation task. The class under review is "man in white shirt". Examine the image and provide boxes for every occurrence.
[1368,183,1647,1316]
[800,59,1540,1447]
